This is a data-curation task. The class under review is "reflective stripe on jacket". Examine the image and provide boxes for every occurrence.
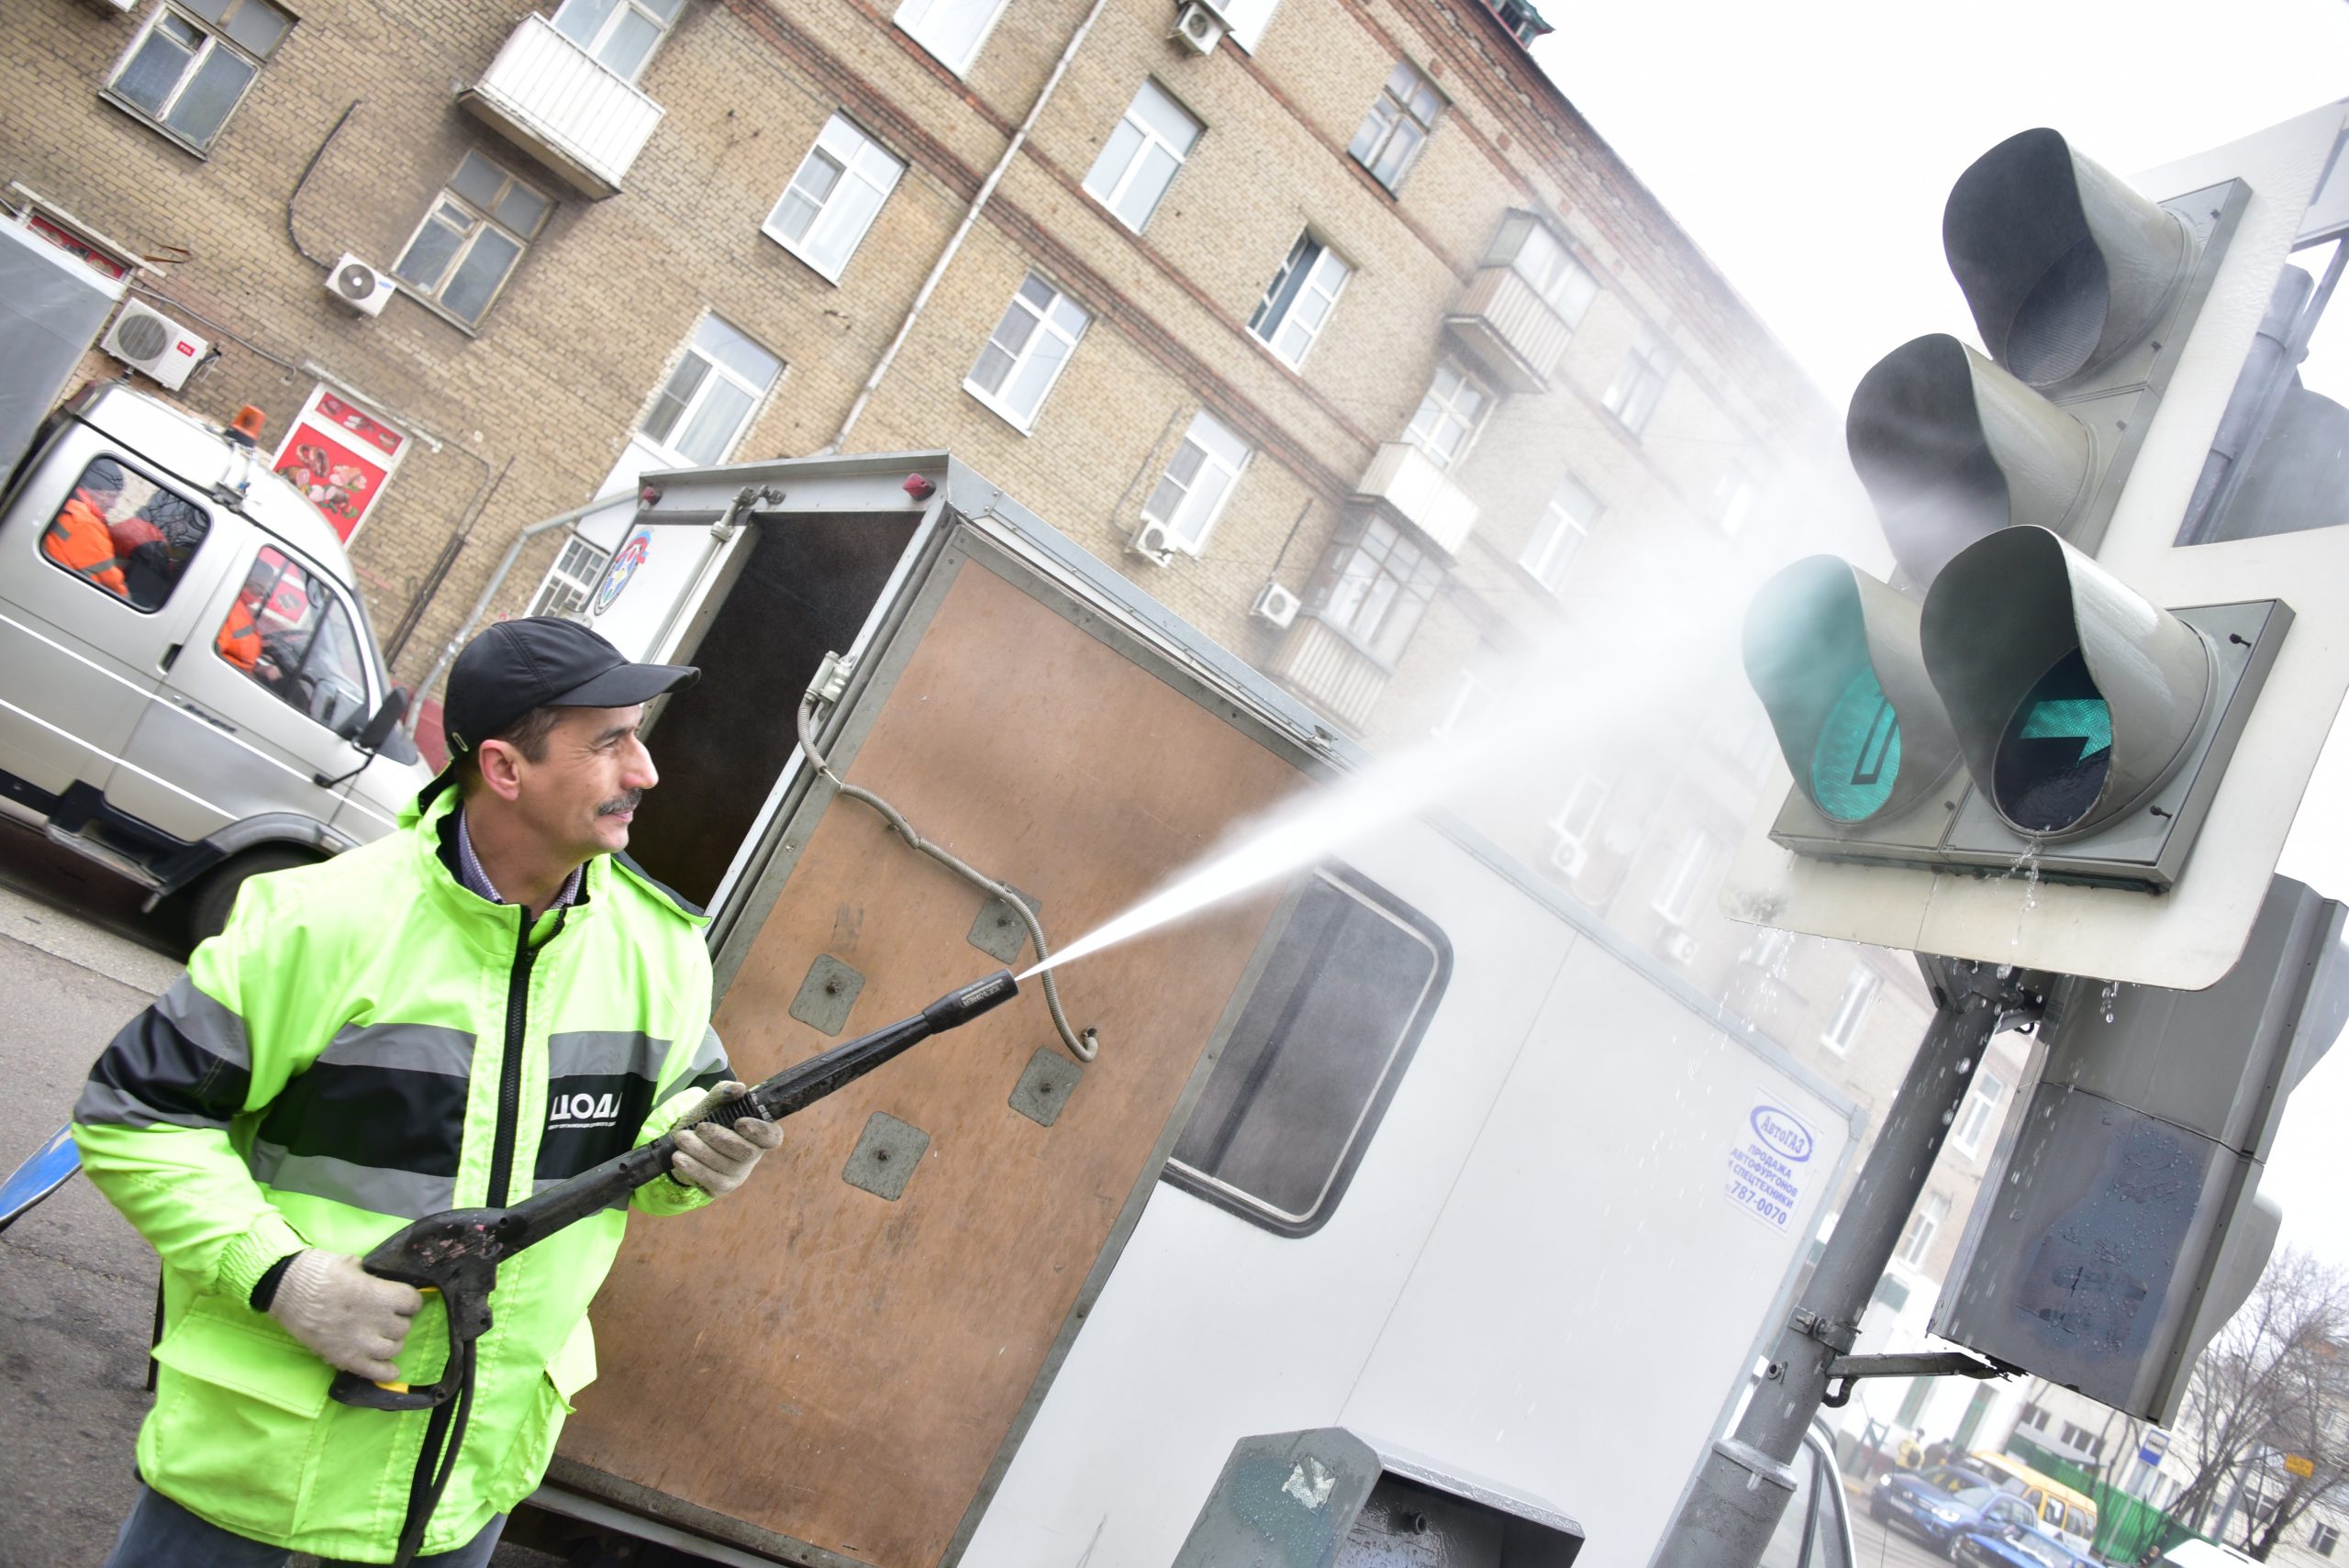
[43,495,128,596]
[72,787,729,1562]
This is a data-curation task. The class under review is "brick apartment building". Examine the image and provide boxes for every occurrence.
[6,0,2020,1430]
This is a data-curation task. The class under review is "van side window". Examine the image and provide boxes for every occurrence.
[1164,866,1450,1235]
[39,458,212,611]
[217,547,373,733]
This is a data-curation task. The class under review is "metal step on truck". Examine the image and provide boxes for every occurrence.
[496,450,1865,1568]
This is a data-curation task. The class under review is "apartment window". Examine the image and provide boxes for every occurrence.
[1249,232,1352,369]
[1951,1066,2008,1157]
[1713,457,1764,536]
[550,0,684,82]
[1547,772,1609,878]
[1305,513,1444,664]
[1141,410,1250,552]
[1895,1189,1949,1268]
[1520,474,1600,595]
[1509,220,1598,327]
[894,0,1008,73]
[1348,61,1443,193]
[1870,1274,1910,1315]
[1604,322,1678,435]
[1167,868,1449,1234]
[2313,1521,2339,1557]
[1083,81,1201,233]
[640,316,784,466]
[1403,361,1490,470]
[763,115,905,282]
[106,0,293,151]
[217,547,373,735]
[393,152,552,327]
[1652,827,1719,927]
[1822,965,1881,1055]
[529,536,612,618]
[966,272,1090,431]
[2019,1404,2050,1432]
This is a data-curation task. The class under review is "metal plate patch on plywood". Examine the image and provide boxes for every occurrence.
[1008,1047,1082,1128]
[842,1111,930,1201]
[967,886,1041,964]
[789,954,864,1036]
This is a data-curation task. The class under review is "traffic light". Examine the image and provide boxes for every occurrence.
[1932,875,2349,1422]
[1741,126,2287,893]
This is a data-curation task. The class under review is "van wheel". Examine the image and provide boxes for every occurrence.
[187,846,318,945]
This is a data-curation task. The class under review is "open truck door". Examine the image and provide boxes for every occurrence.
[534,455,1861,1568]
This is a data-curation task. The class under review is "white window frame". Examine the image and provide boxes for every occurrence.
[1348,60,1444,193]
[391,153,553,328]
[549,0,685,83]
[1822,965,1882,1056]
[1141,409,1250,552]
[964,272,1090,433]
[1895,1189,1948,1268]
[1652,827,1719,928]
[893,0,1009,74]
[2313,1521,2339,1557]
[636,314,784,468]
[1083,80,1202,235]
[1951,1066,2008,1157]
[104,0,293,153]
[1604,322,1678,435]
[1520,473,1599,595]
[763,114,906,283]
[1547,772,1609,878]
[1218,0,1281,51]
[1510,220,1598,326]
[528,535,614,618]
[1249,231,1352,370]
[1403,361,1491,471]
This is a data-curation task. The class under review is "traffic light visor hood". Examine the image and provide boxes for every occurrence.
[1847,335,2094,587]
[1920,527,2213,838]
[1742,557,1963,825]
[1944,128,2194,386]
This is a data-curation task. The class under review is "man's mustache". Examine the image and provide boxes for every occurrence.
[597,789,643,817]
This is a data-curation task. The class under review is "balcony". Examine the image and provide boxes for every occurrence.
[1353,441,1479,556]
[457,15,664,198]
[1267,612,1389,733]
[1444,264,1573,393]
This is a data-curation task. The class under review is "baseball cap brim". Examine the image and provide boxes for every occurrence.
[551,661,699,709]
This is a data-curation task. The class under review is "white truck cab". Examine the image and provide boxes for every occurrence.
[0,383,429,938]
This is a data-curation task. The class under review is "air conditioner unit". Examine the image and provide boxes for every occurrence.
[1170,0,1226,54]
[1661,928,1699,965]
[101,300,207,391]
[1548,838,1588,880]
[327,253,395,317]
[1127,517,1177,565]
[1251,580,1300,628]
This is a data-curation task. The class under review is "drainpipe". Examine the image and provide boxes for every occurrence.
[824,0,1117,452]
[400,495,611,735]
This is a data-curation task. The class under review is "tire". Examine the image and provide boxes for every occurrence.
[187,845,318,945]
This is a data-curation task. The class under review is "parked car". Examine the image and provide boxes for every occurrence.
[1873,1465,2045,1557]
[1968,1450,2101,1552]
[1956,1518,2097,1568]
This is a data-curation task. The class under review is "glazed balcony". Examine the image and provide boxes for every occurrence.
[457,14,663,198]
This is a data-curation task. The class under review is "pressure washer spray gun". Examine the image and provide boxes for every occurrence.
[328,969,1019,1413]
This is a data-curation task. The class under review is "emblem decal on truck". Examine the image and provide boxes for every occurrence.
[596,526,652,616]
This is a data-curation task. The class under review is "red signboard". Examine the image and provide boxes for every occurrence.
[271,387,406,542]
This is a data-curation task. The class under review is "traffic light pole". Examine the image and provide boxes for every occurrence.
[1653,957,2045,1568]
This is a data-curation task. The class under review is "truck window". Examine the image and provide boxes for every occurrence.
[38,457,212,611]
[1165,867,1448,1235]
[216,546,373,732]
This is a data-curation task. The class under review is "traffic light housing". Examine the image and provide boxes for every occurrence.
[1932,876,2349,1421]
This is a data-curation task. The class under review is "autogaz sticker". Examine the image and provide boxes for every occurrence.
[1727,1100,1816,1233]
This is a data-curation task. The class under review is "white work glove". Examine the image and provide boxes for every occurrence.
[266,1249,425,1382]
[669,1084,785,1198]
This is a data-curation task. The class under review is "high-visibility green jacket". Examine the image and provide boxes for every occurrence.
[72,788,729,1562]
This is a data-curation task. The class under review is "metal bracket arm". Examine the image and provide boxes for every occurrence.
[1820,1350,2016,1408]
[1790,1307,1857,1355]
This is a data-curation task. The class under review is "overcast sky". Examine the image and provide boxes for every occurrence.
[1525,12,2349,1272]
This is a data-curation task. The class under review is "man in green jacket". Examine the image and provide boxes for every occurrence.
[74,617,785,1566]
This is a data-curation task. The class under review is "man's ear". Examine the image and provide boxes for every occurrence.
[476,740,529,803]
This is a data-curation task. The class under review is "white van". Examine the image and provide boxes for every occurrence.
[2156,1540,2262,1567]
[0,384,429,937]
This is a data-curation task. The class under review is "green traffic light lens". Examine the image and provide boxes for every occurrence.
[1994,648,2113,832]
[1809,666,1902,823]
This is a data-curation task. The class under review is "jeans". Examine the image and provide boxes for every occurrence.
[103,1484,507,1567]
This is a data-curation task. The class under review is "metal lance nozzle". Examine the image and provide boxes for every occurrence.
[921,968,1019,1031]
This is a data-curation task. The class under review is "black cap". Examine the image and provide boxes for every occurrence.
[442,617,697,759]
